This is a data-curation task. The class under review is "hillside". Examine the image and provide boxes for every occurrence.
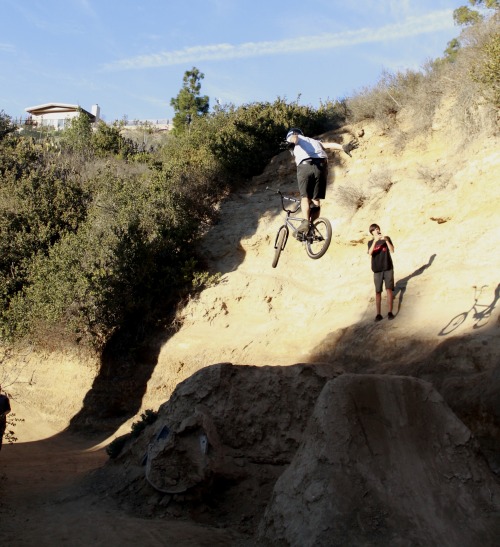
[1,107,500,545]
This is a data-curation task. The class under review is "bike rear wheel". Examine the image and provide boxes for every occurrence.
[305,217,332,259]
[272,225,288,268]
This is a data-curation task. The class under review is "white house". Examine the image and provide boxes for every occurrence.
[24,103,100,130]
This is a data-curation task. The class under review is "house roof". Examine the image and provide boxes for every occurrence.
[25,103,94,119]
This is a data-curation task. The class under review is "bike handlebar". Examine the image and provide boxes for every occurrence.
[266,187,301,213]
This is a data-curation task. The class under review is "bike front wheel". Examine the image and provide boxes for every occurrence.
[305,217,332,259]
[272,225,288,268]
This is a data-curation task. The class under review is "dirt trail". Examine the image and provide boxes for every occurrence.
[0,425,243,545]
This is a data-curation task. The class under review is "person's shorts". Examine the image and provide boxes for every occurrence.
[373,269,394,292]
[297,160,328,200]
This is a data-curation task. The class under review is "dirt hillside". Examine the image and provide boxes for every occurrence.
[1,111,499,545]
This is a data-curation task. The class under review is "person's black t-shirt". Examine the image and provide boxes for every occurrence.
[368,237,393,273]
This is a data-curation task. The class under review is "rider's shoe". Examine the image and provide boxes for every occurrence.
[297,220,310,235]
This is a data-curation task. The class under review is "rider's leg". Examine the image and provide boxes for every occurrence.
[298,197,311,233]
[310,199,321,221]
[301,197,311,221]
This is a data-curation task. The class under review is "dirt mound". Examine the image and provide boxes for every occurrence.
[258,373,500,546]
[97,366,500,545]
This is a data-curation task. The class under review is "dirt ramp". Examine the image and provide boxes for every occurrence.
[258,374,500,547]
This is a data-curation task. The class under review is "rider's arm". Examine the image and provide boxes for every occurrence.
[321,142,344,152]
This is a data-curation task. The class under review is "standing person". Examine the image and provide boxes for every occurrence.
[367,223,395,321]
[285,128,358,234]
[0,384,11,451]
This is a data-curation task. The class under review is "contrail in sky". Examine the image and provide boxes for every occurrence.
[103,10,455,71]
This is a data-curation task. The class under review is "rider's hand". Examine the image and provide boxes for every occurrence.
[342,138,359,157]
[279,140,294,151]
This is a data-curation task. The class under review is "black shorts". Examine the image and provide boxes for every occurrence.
[374,270,394,292]
[297,160,328,200]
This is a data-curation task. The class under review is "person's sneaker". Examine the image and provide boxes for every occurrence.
[375,314,383,322]
[297,220,310,234]
[388,312,395,320]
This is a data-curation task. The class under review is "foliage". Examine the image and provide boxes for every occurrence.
[454,0,499,26]
[347,12,499,145]
[470,26,500,106]
[346,70,424,130]
[60,108,93,155]
[131,409,158,438]
[0,110,16,139]
[335,185,369,210]
[92,120,136,158]
[106,435,128,458]
[203,97,346,180]
[106,409,159,458]
[170,67,210,134]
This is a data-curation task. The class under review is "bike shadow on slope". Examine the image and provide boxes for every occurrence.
[439,283,500,336]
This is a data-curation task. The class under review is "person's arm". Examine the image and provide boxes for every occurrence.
[368,239,375,255]
[321,142,344,152]
[322,139,359,157]
[384,236,394,253]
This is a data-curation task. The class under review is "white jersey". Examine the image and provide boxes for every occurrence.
[291,135,328,166]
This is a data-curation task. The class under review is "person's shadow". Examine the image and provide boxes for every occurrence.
[393,254,436,314]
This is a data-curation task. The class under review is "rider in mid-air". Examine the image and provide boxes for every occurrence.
[285,128,358,234]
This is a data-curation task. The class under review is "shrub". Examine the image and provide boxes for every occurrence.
[369,168,394,192]
[106,434,129,459]
[470,23,500,106]
[335,185,369,210]
[416,164,452,191]
[347,70,424,130]
[131,409,158,438]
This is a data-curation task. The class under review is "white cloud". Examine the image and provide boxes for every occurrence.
[103,10,455,71]
[0,43,15,52]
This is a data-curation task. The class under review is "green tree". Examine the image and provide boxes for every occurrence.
[0,110,16,139]
[454,0,499,25]
[62,108,93,155]
[170,67,210,134]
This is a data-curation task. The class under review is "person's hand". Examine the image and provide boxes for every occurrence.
[279,140,294,151]
[342,138,359,157]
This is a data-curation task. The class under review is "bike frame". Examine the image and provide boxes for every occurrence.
[268,187,332,267]
[277,194,305,243]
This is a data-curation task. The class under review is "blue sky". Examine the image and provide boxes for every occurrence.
[1,0,469,123]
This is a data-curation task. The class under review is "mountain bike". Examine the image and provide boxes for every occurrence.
[267,187,332,268]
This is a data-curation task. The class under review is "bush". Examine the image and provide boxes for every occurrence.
[347,70,424,130]
[131,409,158,438]
[369,168,394,192]
[335,185,369,210]
[470,21,500,106]
[106,434,129,459]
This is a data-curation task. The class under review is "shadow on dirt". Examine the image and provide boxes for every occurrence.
[439,283,500,336]
[394,253,437,314]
